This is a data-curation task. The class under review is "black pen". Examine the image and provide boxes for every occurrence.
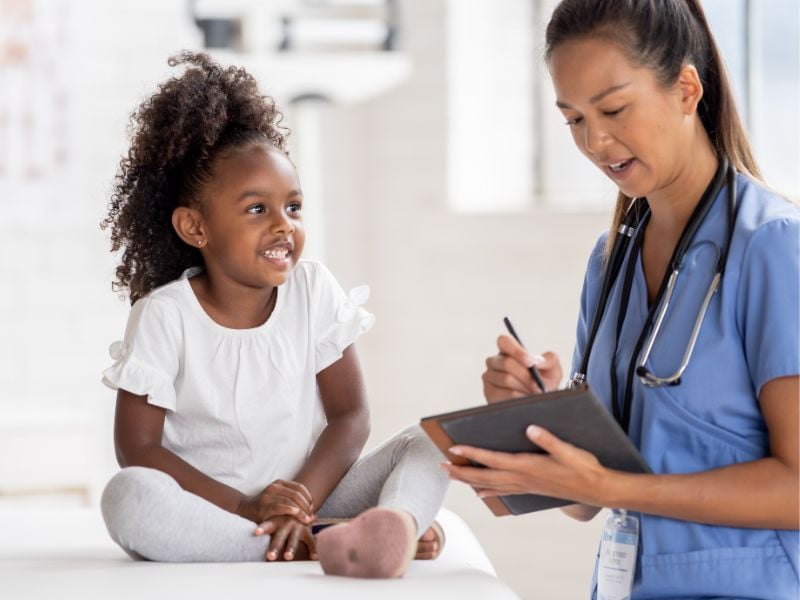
[503,317,547,393]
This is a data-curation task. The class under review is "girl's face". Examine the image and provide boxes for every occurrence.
[196,142,305,290]
[549,36,696,201]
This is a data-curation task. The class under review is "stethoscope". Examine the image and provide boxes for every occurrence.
[569,158,738,432]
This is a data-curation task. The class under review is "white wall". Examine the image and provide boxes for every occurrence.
[0,0,201,500]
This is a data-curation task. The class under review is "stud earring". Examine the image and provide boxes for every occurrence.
[197,239,205,247]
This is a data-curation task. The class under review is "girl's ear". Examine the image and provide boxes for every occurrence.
[677,64,704,116]
[172,206,207,249]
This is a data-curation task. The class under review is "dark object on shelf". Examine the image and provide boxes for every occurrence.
[194,18,241,49]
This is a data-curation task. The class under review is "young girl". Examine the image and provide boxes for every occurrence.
[99,51,447,578]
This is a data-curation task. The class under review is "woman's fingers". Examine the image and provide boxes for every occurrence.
[482,369,532,401]
[449,444,518,468]
[495,336,564,389]
[537,351,564,387]
[526,425,571,460]
[496,334,535,367]
[445,462,509,488]
[487,337,564,397]
[483,351,540,402]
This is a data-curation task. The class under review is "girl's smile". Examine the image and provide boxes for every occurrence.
[260,240,295,268]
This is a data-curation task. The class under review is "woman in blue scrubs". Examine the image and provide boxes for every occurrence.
[443,0,799,598]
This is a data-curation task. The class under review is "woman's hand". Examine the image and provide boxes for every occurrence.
[442,425,609,506]
[482,335,563,403]
[237,479,316,524]
[255,515,317,561]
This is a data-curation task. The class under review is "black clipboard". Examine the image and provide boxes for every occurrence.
[420,385,650,516]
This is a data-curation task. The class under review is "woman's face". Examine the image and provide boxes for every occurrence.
[549,36,693,200]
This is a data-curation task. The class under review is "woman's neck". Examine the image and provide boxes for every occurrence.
[638,128,719,305]
[646,129,719,239]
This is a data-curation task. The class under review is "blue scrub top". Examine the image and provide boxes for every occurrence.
[573,174,800,599]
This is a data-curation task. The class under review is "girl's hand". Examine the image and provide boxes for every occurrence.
[237,479,316,524]
[482,335,563,403]
[442,425,608,506]
[255,515,318,561]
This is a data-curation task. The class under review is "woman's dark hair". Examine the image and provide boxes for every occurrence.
[545,0,761,255]
[101,51,289,303]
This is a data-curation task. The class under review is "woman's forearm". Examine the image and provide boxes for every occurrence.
[603,456,799,529]
[120,444,244,515]
[294,408,370,510]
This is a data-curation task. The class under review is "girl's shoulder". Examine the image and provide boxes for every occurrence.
[289,259,343,297]
[127,271,195,325]
[291,259,334,281]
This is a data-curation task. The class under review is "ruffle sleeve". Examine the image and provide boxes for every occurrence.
[312,263,375,373]
[101,296,183,410]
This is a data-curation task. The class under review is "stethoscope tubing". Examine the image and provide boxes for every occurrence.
[570,159,737,430]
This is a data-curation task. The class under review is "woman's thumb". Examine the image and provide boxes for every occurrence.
[526,425,560,455]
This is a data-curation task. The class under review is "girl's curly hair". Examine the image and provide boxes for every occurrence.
[101,51,289,304]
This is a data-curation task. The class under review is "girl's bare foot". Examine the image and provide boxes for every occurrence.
[316,508,416,578]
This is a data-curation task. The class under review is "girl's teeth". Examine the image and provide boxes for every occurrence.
[264,249,289,259]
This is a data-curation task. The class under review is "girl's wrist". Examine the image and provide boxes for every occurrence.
[233,493,251,519]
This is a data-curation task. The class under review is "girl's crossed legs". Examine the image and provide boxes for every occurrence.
[101,424,448,564]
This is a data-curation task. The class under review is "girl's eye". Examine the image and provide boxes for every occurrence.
[287,201,302,214]
[246,204,265,214]
[564,116,583,127]
[603,106,626,117]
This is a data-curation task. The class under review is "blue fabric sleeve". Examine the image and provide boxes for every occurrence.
[736,217,800,395]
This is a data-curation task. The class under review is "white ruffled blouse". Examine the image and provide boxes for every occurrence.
[102,260,374,496]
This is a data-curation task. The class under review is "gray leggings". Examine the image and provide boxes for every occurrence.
[101,424,448,562]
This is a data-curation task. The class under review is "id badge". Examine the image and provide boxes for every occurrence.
[597,510,639,600]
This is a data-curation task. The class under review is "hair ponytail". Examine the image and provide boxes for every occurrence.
[683,0,761,180]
